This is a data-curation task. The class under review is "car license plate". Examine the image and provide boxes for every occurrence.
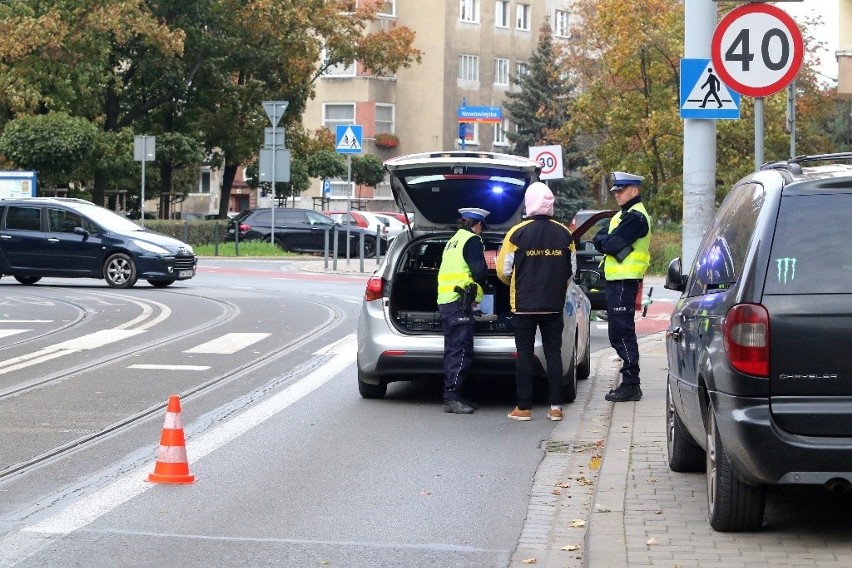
[178,270,194,278]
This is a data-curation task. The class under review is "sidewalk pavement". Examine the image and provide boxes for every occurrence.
[507,332,669,568]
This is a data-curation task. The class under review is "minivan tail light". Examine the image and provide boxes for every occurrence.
[238,223,250,232]
[364,276,385,301]
[723,303,769,378]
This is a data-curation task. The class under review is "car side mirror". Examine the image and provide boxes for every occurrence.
[664,257,687,292]
[576,269,601,287]
[74,226,90,239]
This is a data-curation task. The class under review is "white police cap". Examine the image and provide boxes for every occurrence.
[609,171,645,191]
[458,207,490,222]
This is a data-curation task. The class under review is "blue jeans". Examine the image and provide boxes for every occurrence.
[513,312,564,410]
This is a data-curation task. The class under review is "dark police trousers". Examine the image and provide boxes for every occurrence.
[439,300,474,401]
[606,279,641,384]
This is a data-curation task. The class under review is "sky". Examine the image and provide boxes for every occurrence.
[771,0,840,82]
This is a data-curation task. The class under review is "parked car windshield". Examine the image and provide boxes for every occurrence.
[764,192,852,295]
[72,203,149,233]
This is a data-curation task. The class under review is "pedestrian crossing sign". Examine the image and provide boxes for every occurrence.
[335,125,363,154]
[680,59,740,120]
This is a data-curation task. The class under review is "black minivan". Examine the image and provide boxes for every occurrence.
[0,197,197,288]
[664,153,852,531]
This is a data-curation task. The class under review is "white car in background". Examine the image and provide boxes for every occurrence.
[371,212,407,242]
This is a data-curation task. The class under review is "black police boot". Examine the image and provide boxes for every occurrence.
[605,383,642,402]
[443,399,475,414]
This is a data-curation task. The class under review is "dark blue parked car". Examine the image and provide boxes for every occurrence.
[0,197,196,288]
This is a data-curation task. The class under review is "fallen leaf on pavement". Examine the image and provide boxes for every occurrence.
[570,519,586,528]
[561,545,580,551]
[646,537,658,545]
[589,456,601,470]
[522,558,537,564]
[555,482,571,488]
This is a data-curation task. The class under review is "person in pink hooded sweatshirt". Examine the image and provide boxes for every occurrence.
[496,182,577,421]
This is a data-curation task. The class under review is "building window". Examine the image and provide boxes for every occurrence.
[495,0,510,28]
[554,9,571,38]
[323,103,355,134]
[494,58,509,86]
[321,48,356,77]
[516,61,529,78]
[378,0,395,16]
[198,169,211,193]
[516,4,530,30]
[459,54,479,81]
[493,119,509,146]
[375,104,395,134]
[460,0,479,23]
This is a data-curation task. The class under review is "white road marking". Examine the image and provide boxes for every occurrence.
[0,334,356,564]
[184,333,270,354]
[0,329,29,338]
[128,364,211,371]
[0,330,145,375]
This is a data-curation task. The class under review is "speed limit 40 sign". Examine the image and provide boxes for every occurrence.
[711,3,803,97]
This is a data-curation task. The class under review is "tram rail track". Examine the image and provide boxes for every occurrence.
[0,290,346,484]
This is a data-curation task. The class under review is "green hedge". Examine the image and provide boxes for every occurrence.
[144,220,232,246]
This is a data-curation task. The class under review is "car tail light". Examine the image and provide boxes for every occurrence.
[364,276,385,301]
[238,223,250,233]
[723,303,769,378]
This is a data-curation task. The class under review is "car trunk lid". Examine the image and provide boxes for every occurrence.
[384,151,540,232]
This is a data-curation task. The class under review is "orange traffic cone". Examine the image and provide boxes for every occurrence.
[147,395,196,484]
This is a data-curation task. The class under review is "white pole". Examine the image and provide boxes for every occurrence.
[682,0,718,267]
[140,135,146,228]
[271,118,276,246]
[755,97,764,171]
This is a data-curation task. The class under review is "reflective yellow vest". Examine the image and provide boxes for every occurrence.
[437,229,484,305]
[604,203,651,280]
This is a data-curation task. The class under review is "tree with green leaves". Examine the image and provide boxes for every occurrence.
[351,154,385,200]
[0,0,421,217]
[0,112,99,190]
[564,0,838,219]
[503,19,588,221]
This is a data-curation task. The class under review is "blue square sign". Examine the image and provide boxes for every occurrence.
[680,59,740,120]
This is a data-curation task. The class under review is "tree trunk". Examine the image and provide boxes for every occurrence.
[219,162,238,218]
[159,162,174,219]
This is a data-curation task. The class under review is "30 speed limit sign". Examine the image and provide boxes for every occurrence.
[528,145,563,181]
[711,3,803,97]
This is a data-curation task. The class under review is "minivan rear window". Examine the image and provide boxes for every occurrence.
[764,193,852,295]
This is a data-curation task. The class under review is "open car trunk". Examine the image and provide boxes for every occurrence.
[387,235,514,335]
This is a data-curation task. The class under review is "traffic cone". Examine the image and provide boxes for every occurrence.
[147,395,196,484]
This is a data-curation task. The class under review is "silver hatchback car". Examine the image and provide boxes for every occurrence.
[356,151,594,401]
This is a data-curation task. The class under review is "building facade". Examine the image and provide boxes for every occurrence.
[300,0,573,211]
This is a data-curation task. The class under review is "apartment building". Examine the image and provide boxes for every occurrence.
[300,0,573,211]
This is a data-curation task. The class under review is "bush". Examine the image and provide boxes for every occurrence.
[144,220,231,246]
[649,225,682,276]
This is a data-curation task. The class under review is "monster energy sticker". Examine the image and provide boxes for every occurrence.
[776,257,797,284]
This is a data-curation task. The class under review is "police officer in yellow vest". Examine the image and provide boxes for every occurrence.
[437,207,489,414]
[593,172,651,402]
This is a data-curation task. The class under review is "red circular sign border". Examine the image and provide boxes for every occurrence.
[534,150,558,175]
[711,3,804,98]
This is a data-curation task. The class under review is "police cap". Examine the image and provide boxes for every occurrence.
[458,207,490,222]
[609,171,645,192]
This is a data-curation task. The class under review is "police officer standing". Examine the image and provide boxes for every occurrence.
[437,207,490,414]
[593,172,651,402]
